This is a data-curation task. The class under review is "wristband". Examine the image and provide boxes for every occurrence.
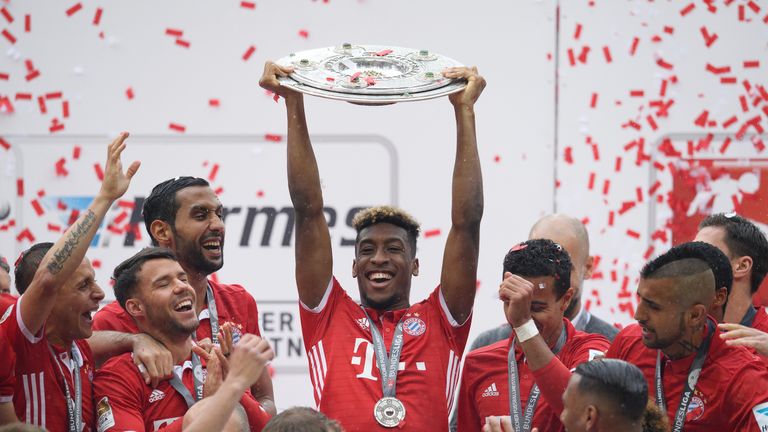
[514,319,539,343]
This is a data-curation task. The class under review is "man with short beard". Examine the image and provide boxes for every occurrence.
[93,176,274,415]
[93,247,274,431]
[607,243,768,431]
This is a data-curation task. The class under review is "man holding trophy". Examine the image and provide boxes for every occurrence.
[259,59,485,431]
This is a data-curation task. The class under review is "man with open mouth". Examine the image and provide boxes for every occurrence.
[93,175,275,417]
[259,61,485,431]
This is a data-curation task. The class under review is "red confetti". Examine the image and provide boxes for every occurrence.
[16,178,23,196]
[720,77,737,84]
[643,246,655,260]
[24,14,30,32]
[117,200,135,209]
[747,1,760,13]
[648,181,661,196]
[608,211,615,226]
[587,172,596,190]
[1,7,13,23]
[656,58,674,70]
[113,211,128,225]
[573,23,582,40]
[722,116,738,129]
[214,186,224,195]
[62,100,70,118]
[630,90,644,97]
[169,122,186,133]
[0,138,9,150]
[740,5,747,21]
[577,46,590,64]
[626,229,641,239]
[65,3,83,16]
[567,48,576,66]
[602,179,610,195]
[2,29,16,44]
[646,115,658,131]
[55,158,68,176]
[37,96,47,114]
[636,187,643,203]
[30,199,44,216]
[15,93,32,100]
[242,45,256,61]
[73,145,81,160]
[591,144,600,161]
[208,98,220,107]
[208,163,220,181]
[0,72,8,80]
[49,119,65,133]
[47,223,62,233]
[744,60,760,68]
[91,259,101,269]
[298,29,309,38]
[564,147,574,164]
[165,28,183,37]
[36,189,45,198]
[740,95,749,112]
[680,3,695,16]
[175,39,190,48]
[663,26,674,34]
[629,37,639,55]
[16,228,35,243]
[700,26,718,47]
[126,87,134,100]
[46,91,62,99]
[265,134,283,142]
[618,201,635,215]
[94,163,104,181]
[719,137,732,154]
[240,1,256,9]
[68,209,80,226]
[706,63,730,74]
[93,8,103,25]
[424,229,441,238]
[590,92,598,108]
[602,46,612,63]
[614,157,622,172]
[25,70,40,81]
[694,110,710,127]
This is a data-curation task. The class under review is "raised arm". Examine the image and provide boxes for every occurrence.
[21,133,139,336]
[439,67,486,324]
[259,61,333,308]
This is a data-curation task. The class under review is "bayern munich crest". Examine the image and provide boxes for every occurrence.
[403,317,426,336]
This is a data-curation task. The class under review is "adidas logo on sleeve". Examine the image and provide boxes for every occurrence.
[149,389,166,403]
[482,383,499,397]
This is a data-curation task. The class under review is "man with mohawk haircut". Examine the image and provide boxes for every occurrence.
[259,61,485,431]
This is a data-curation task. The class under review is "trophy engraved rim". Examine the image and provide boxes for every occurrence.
[275,44,467,105]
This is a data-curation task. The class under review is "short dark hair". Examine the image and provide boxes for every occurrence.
[664,242,733,296]
[352,206,421,255]
[262,407,343,432]
[14,242,54,295]
[575,359,648,422]
[700,213,768,293]
[503,239,572,299]
[142,177,210,246]
[112,247,178,309]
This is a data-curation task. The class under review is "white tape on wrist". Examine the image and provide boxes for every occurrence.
[514,319,539,343]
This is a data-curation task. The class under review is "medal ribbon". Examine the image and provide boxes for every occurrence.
[361,309,405,398]
[655,319,715,432]
[48,343,83,432]
[508,323,567,432]
[573,309,591,332]
[168,352,204,408]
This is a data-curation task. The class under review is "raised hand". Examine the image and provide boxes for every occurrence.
[444,66,486,108]
[225,334,274,392]
[259,61,301,100]
[499,272,535,328]
[99,132,140,202]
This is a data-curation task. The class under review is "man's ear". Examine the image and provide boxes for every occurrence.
[411,258,419,277]
[352,259,358,278]
[125,298,144,319]
[150,220,173,247]
[584,404,599,429]
[560,287,575,313]
[734,256,753,281]
[688,303,709,329]
[583,255,595,280]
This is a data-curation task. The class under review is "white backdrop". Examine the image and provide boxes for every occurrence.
[1,0,766,410]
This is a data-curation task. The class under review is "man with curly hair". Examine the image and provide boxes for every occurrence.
[259,61,485,431]
[456,239,609,432]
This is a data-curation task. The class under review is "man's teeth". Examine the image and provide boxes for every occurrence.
[175,300,193,311]
[369,272,392,281]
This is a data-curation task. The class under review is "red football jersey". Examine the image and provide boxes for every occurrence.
[607,321,768,431]
[456,319,609,432]
[0,325,15,403]
[300,277,471,432]
[0,293,16,315]
[751,306,768,333]
[93,352,270,432]
[94,280,261,341]
[0,296,95,430]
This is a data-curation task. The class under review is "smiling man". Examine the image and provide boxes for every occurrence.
[93,176,274,415]
[259,61,485,431]
[607,243,768,431]
[457,240,609,432]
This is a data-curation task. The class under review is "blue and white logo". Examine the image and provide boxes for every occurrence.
[403,317,426,337]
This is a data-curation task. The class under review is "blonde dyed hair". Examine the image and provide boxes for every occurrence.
[352,206,421,252]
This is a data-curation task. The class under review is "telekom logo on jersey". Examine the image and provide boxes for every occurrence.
[350,338,427,380]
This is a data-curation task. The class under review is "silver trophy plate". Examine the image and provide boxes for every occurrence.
[275,44,467,105]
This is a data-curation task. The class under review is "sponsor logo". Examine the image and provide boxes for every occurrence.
[149,389,166,403]
[153,417,181,430]
[403,317,426,337]
[356,318,370,331]
[686,396,705,421]
[752,401,768,431]
[588,349,604,361]
[96,397,115,432]
[482,383,499,397]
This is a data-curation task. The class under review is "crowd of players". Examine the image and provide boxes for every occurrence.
[0,63,767,432]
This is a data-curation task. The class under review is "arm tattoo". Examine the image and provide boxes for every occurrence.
[47,210,97,275]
